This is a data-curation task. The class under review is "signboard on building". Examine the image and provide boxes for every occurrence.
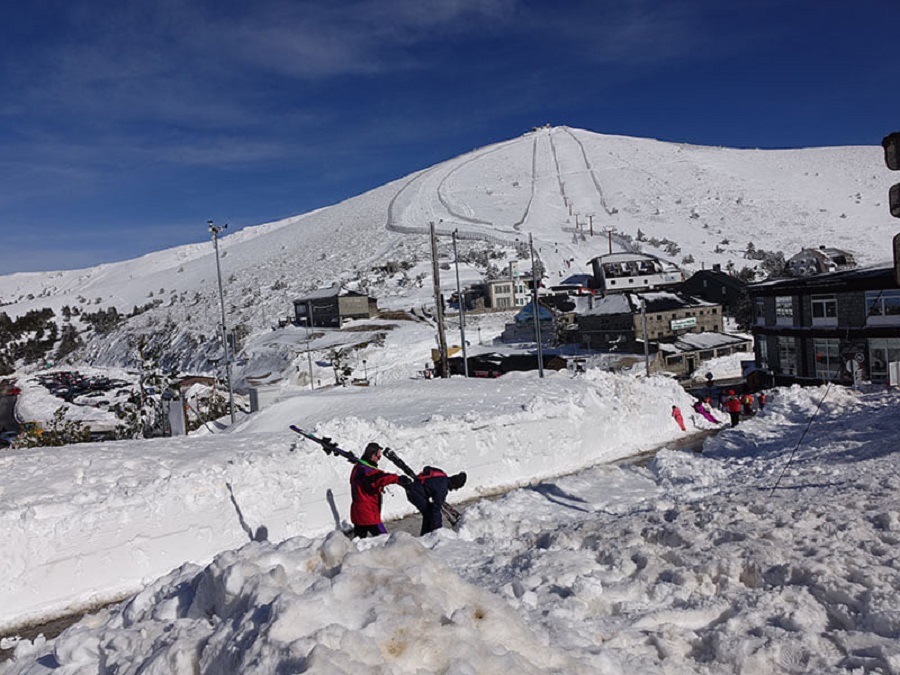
[670,317,697,331]
[890,361,900,387]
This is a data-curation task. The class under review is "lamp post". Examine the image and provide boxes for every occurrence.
[303,316,314,391]
[209,220,235,423]
[641,297,651,378]
[363,359,368,382]
[430,222,449,378]
[529,233,544,378]
[452,230,469,377]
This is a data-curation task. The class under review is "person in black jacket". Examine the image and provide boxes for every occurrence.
[404,466,466,535]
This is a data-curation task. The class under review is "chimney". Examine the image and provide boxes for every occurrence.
[712,263,721,272]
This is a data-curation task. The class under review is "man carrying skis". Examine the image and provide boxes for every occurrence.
[349,442,411,538]
[403,466,467,535]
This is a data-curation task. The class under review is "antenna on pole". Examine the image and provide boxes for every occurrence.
[209,220,236,423]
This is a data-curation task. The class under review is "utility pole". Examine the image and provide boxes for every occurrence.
[452,230,469,377]
[209,220,235,423]
[303,317,314,390]
[530,233,545,378]
[430,222,449,378]
[602,227,616,255]
[640,297,651,378]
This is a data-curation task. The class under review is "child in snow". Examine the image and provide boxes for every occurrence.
[671,405,686,431]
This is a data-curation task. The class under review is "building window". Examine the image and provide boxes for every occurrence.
[811,295,838,326]
[754,297,765,325]
[775,296,793,326]
[813,338,841,381]
[778,336,798,376]
[866,290,900,325]
[868,338,900,382]
[759,337,769,368]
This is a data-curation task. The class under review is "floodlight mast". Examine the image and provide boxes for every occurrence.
[452,230,469,378]
[529,233,544,378]
[209,220,236,424]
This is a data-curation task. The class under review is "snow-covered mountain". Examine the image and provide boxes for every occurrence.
[0,126,893,385]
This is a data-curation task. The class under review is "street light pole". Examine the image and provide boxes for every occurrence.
[641,297,651,378]
[530,233,545,378]
[430,222,449,378]
[452,230,469,378]
[209,220,235,423]
[303,317,314,390]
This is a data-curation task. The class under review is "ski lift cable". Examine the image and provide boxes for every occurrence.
[767,382,831,496]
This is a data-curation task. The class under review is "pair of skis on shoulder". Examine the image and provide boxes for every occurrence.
[289,425,461,526]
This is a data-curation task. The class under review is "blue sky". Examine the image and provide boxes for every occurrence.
[2,0,898,274]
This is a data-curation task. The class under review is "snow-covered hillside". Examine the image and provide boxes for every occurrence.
[0,125,893,394]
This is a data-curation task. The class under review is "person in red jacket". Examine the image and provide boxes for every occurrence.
[724,390,742,428]
[671,405,686,431]
[350,442,409,538]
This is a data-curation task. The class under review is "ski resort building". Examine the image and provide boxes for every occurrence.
[576,290,723,351]
[293,287,377,328]
[787,246,857,277]
[748,264,900,385]
[588,253,683,295]
[680,265,748,317]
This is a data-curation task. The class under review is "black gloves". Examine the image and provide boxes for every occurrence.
[397,475,413,488]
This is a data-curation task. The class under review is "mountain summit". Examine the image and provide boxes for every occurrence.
[0,126,892,383]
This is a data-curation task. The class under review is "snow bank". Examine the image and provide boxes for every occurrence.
[0,370,707,633]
